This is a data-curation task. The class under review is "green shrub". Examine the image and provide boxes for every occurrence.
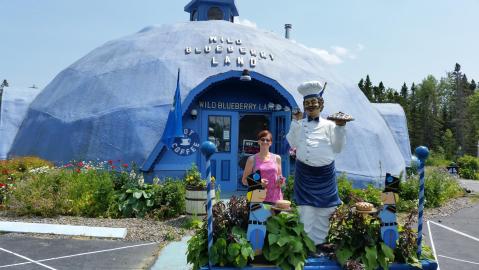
[154,179,186,220]
[399,167,464,209]
[337,175,382,206]
[457,155,479,180]
[10,169,70,216]
[66,169,116,217]
[425,150,452,167]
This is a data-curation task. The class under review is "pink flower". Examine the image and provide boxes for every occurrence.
[77,161,84,167]
[108,160,113,165]
[122,164,128,168]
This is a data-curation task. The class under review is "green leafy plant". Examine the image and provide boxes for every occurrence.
[210,226,254,268]
[394,212,421,268]
[327,204,395,270]
[263,211,316,270]
[182,215,204,230]
[187,197,251,269]
[282,175,295,206]
[187,228,209,270]
[118,183,158,218]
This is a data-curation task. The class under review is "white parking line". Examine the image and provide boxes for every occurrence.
[0,247,57,270]
[427,221,440,270]
[429,220,479,242]
[438,255,479,265]
[0,242,158,268]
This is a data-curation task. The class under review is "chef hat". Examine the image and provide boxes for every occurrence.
[297,81,325,99]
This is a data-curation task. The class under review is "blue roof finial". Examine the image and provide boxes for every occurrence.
[184,0,239,22]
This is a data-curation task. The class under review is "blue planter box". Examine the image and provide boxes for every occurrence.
[200,257,438,270]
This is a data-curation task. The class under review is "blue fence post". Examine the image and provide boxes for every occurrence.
[415,146,429,258]
[200,141,217,268]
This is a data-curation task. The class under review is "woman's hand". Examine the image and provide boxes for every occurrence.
[276,176,286,187]
[260,179,269,187]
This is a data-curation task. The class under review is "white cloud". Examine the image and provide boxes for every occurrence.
[309,48,343,65]
[332,46,349,57]
[234,17,258,28]
[303,43,366,65]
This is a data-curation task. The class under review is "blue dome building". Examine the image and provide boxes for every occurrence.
[7,0,409,191]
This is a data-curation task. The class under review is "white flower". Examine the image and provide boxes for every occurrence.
[130,170,137,179]
[153,177,160,185]
[28,166,51,174]
[138,175,145,187]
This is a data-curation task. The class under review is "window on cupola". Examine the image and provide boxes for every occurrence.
[191,9,198,21]
[207,6,223,20]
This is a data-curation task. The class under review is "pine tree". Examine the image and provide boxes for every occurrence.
[451,63,468,153]
[374,81,386,103]
[466,92,479,156]
[363,75,373,101]
[399,83,408,110]
[442,129,457,160]
[408,83,419,148]
[384,88,395,102]
[358,78,365,92]
[0,80,8,120]
[416,76,443,149]
[470,79,477,92]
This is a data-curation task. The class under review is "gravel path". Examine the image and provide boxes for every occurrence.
[0,214,193,243]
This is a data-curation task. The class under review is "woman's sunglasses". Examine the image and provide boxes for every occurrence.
[259,138,271,143]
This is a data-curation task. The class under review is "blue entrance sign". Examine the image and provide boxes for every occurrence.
[172,128,200,156]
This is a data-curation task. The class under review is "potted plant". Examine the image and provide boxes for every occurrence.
[185,164,215,216]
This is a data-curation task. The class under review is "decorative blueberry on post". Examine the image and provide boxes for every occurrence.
[200,141,216,268]
[415,146,429,258]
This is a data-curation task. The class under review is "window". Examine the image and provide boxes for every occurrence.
[208,116,231,152]
[207,7,223,20]
[191,9,198,21]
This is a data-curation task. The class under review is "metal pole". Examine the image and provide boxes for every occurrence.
[200,141,217,268]
[415,146,429,258]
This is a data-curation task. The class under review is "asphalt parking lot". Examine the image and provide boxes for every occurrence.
[423,202,479,270]
[0,235,160,270]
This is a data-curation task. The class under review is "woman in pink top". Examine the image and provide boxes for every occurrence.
[241,130,285,203]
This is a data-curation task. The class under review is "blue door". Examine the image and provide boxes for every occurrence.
[271,111,291,177]
[201,110,239,192]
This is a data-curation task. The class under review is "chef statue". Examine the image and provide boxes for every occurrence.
[286,81,351,256]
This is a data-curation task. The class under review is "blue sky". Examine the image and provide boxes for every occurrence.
[1,0,478,90]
